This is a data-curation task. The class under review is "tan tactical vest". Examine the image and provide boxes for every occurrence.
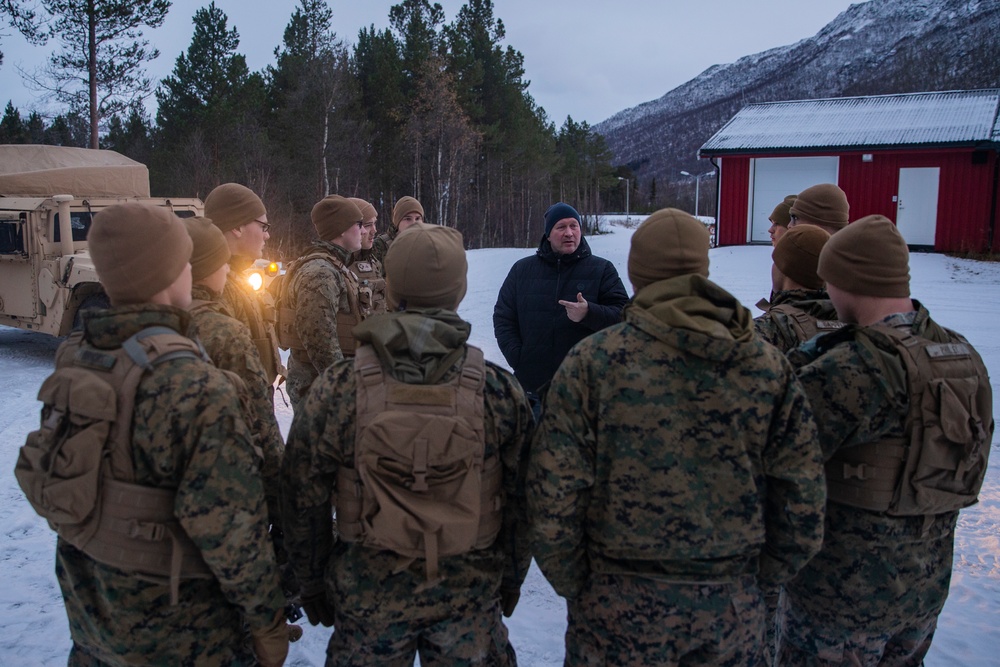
[15,327,214,604]
[826,325,993,517]
[275,251,363,357]
[336,345,503,583]
[350,256,387,317]
[768,303,844,343]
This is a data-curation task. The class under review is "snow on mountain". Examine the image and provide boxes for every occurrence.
[595,0,1000,191]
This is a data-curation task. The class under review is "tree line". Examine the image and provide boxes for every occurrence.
[1,0,650,256]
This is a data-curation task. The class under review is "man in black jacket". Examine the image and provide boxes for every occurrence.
[493,202,628,416]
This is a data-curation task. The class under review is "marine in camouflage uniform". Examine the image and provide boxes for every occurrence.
[754,224,839,353]
[52,204,287,666]
[183,218,285,543]
[205,183,284,386]
[527,209,826,667]
[283,196,365,405]
[282,224,533,666]
[348,197,387,317]
[778,216,994,666]
[370,196,425,274]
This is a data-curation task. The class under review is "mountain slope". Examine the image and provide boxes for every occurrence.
[595,0,1000,202]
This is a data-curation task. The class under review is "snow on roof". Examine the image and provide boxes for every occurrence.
[699,89,1000,155]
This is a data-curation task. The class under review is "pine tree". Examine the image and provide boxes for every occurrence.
[1,0,46,67]
[35,0,169,148]
[351,24,406,209]
[153,1,266,197]
[0,101,27,142]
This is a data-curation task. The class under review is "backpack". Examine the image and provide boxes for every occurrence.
[272,251,363,354]
[336,345,503,584]
[769,303,844,344]
[826,324,993,517]
[15,326,215,603]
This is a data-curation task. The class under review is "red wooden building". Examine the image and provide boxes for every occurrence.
[698,89,1000,252]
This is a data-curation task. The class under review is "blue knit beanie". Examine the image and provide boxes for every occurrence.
[544,202,582,237]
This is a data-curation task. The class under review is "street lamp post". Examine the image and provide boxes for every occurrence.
[680,170,714,218]
[617,176,630,223]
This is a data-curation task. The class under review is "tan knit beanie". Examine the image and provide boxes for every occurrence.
[184,217,231,282]
[392,196,424,229]
[348,197,377,222]
[628,208,710,292]
[311,195,362,242]
[88,203,193,304]
[769,194,798,228]
[818,215,910,297]
[204,183,266,233]
[772,224,830,290]
[385,223,467,310]
[789,184,849,231]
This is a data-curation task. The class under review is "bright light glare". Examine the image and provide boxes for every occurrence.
[248,272,264,291]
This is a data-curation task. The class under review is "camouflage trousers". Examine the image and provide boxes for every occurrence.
[564,573,766,666]
[776,503,956,666]
[324,597,516,667]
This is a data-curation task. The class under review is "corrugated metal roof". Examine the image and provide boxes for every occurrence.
[700,89,1000,155]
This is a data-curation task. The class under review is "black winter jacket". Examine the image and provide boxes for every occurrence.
[493,236,629,394]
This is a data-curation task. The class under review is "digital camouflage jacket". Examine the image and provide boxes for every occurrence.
[782,304,980,641]
[754,288,841,353]
[284,241,362,404]
[281,309,533,626]
[221,254,282,383]
[188,284,284,529]
[55,305,284,665]
[527,274,827,600]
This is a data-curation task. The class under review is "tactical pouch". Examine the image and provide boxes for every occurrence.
[826,327,993,516]
[16,367,117,548]
[338,346,501,583]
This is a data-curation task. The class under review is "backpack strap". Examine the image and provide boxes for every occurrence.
[83,327,212,604]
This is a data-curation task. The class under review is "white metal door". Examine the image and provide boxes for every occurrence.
[896,168,939,247]
[749,157,839,243]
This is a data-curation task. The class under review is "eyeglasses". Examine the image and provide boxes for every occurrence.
[250,219,271,234]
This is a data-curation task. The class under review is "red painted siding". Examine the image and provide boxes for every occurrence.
[714,148,999,252]
[717,157,751,247]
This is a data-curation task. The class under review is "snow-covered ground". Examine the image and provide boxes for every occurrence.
[1,218,998,665]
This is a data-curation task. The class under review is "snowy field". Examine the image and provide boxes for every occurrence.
[1,217,998,665]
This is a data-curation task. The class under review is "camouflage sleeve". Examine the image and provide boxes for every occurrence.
[196,315,285,527]
[758,366,826,587]
[492,266,523,371]
[484,362,534,592]
[293,262,346,372]
[370,234,388,275]
[169,367,284,631]
[795,341,907,460]
[525,350,594,600]
[753,314,781,347]
[281,361,355,593]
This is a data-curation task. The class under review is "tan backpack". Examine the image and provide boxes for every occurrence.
[15,326,215,603]
[826,325,993,517]
[336,345,503,584]
[769,303,844,344]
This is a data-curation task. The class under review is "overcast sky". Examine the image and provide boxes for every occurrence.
[0,0,861,126]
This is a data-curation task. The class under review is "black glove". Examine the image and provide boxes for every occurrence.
[500,588,520,618]
[301,591,336,627]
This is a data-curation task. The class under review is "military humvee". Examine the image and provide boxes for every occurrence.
[0,145,203,337]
